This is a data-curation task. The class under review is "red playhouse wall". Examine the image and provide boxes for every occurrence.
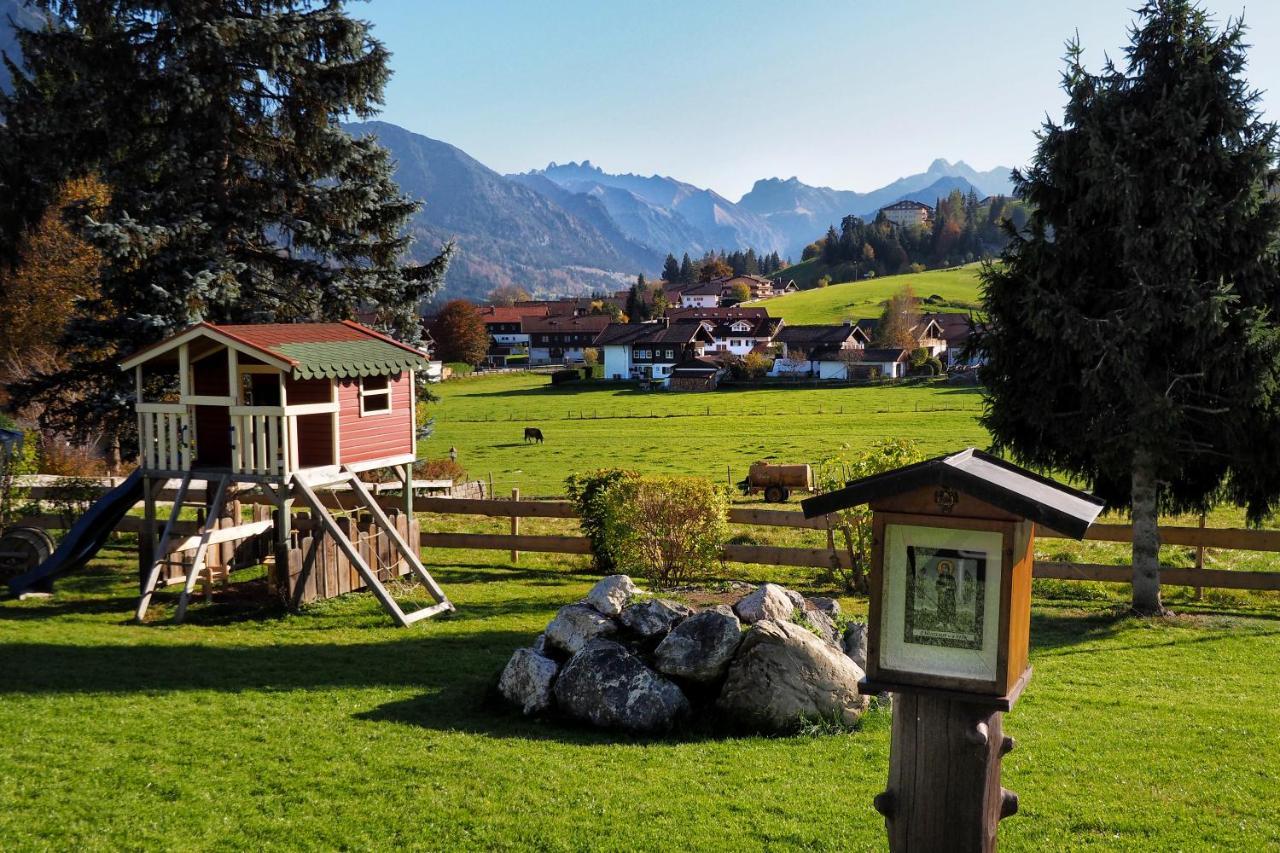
[336,371,414,465]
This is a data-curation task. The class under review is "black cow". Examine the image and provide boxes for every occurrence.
[524,427,544,444]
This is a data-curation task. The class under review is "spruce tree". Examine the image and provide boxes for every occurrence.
[977,0,1280,614]
[0,0,449,450]
[678,252,694,284]
[661,253,680,283]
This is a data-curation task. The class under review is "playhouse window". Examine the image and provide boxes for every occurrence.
[360,375,392,414]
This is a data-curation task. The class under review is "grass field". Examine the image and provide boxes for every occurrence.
[4,373,1280,849]
[751,265,984,325]
[2,541,1279,850]
[425,372,987,497]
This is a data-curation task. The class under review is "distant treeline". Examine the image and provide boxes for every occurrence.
[660,247,788,284]
[803,190,1028,279]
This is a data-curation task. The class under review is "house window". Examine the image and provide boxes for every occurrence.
[360,375,392,415]
[637,349,649,359]
[666,349,675,360]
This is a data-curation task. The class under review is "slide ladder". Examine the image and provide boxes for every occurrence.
[291,471,453,627]
[135,474,230,623]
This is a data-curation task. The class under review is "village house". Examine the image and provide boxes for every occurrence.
[770,322,870,379]
[668,357,725,391]
[665,306,782,358]
[478,305,549,366]
[524,314,612,365]
[921,311,984,368]
[879,199,933,228]
[593,319,716,384]
[855,316,948,357]
[678,281,726,308]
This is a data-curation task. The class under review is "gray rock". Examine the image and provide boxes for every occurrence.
[498,648,559,715]
[584,574,640,617]
[807,596,841,619]
[553,639,690,733]
[841,622,869,671]
[803,608,840,645]
[718,619,869,731]
[531,633,550,655]
[620,598,692,639]
[545,604,617,655]
[653,605,743,682]
[734,583,796,624]
[782,587,806,608]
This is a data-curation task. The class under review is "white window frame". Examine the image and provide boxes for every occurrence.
[359,374,393,416]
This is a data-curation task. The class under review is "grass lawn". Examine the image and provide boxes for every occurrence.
[2,540,1278,850]
[750,265,984,325]
[425,372,987,497]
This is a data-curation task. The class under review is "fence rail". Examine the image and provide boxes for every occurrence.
[16,484,1280,593]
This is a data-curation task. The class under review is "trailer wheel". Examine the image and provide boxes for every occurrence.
[764,485,785,503]
[780,487,791,502]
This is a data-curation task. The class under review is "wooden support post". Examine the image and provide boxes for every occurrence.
[139,475,155,594]
[403,461,414,520]
[876,693,1018,853]
[275,486,293,591]
[510,487,520,563]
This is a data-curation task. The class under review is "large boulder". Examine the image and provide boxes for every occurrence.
[653,605,743,682]
[807,596,841,619]
[718,619,869,731]
[620,598,692,640]
[498,648,559,715]
[782,587,806,609]
[545,604,617,655]
[585,574,640,617]
[803,608,840,646]
[842,622,869,671]
[553,640,690,733]
[734,583,795,624]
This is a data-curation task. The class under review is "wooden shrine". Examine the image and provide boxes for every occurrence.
[803,448,1104,852]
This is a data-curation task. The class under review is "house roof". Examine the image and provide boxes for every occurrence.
[592,320,714,347]
[670,356,722,374]
[880,199,934,212]
[921,312,979,344]
[707,317,780,339]
[800,448,1105,539]
[682,281,729,297]
[479,305,549,324]
[857,347,910,363]
[522,314,613,335]
[775,324,859,347]
[119,321,428,380]
[666,306,770,321]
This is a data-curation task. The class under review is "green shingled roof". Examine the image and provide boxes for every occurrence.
[274,340,429,380]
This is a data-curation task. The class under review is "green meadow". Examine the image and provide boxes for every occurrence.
[751,265,984,325]
[2,371,1279,850]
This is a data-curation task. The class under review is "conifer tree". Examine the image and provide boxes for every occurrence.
[977,0,1280,614]
[678,253,694,284]
[0,0,450,450]
[661,253,680,283]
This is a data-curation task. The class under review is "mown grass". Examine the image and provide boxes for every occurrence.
[425,372,987,497]
[2,540,1279,850]
[749,265,984,325]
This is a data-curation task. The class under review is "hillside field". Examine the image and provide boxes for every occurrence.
[752,265,984,325]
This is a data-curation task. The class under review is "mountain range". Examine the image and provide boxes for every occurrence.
[0,6,1015,302]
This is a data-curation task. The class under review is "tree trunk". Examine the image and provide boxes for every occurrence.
[1130,447,1165,615]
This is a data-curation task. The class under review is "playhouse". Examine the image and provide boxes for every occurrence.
[4,320,453,625]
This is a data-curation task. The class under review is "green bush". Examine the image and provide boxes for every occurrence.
[565,469,639,572]
[600,474,730,588]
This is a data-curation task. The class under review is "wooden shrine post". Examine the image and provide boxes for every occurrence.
[802,449,1104,852]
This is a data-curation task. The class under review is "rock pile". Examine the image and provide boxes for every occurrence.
[497,574,872,734]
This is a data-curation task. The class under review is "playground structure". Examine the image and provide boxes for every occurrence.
[7,321,453,626]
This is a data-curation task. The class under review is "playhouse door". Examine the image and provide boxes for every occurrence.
[193,405,232,468]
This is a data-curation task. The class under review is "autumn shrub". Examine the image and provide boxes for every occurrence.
[815,439,924,592]
[414,457,468,483]
[600,474,729,588]
[741,351,773,379]
[565,469,639,572]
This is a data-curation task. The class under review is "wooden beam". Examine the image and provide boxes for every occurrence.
[419,532,592,554]
[166,519,273,553]
[1032,561,1280,591]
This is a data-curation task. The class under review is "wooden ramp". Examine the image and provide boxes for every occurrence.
[291,472,453,627]
[135,474,233,623]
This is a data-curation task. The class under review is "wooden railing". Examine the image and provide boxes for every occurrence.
[136,403,191,472]
[229,406,291,477]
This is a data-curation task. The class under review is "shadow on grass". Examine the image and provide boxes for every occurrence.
[1030,605,1280,656]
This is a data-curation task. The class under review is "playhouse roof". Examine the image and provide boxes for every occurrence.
[800,448,1105,539]
[119,321,429,380]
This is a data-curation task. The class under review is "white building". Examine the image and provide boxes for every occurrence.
[879,199,933,228]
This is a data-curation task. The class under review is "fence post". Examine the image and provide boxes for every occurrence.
[511,487,520,563]
[1195,512,1206,600]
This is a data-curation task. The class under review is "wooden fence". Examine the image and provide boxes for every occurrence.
[16,486,1280,593]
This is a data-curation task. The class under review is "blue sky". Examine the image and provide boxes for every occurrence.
[358,1,1280,199]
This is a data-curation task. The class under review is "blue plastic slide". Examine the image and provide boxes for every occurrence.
[8,469,145,596]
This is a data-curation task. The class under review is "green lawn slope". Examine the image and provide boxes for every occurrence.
[754,265,985,325]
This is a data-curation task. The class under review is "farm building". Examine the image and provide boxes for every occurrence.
[524,314,612,364]
[594,319,715,384]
